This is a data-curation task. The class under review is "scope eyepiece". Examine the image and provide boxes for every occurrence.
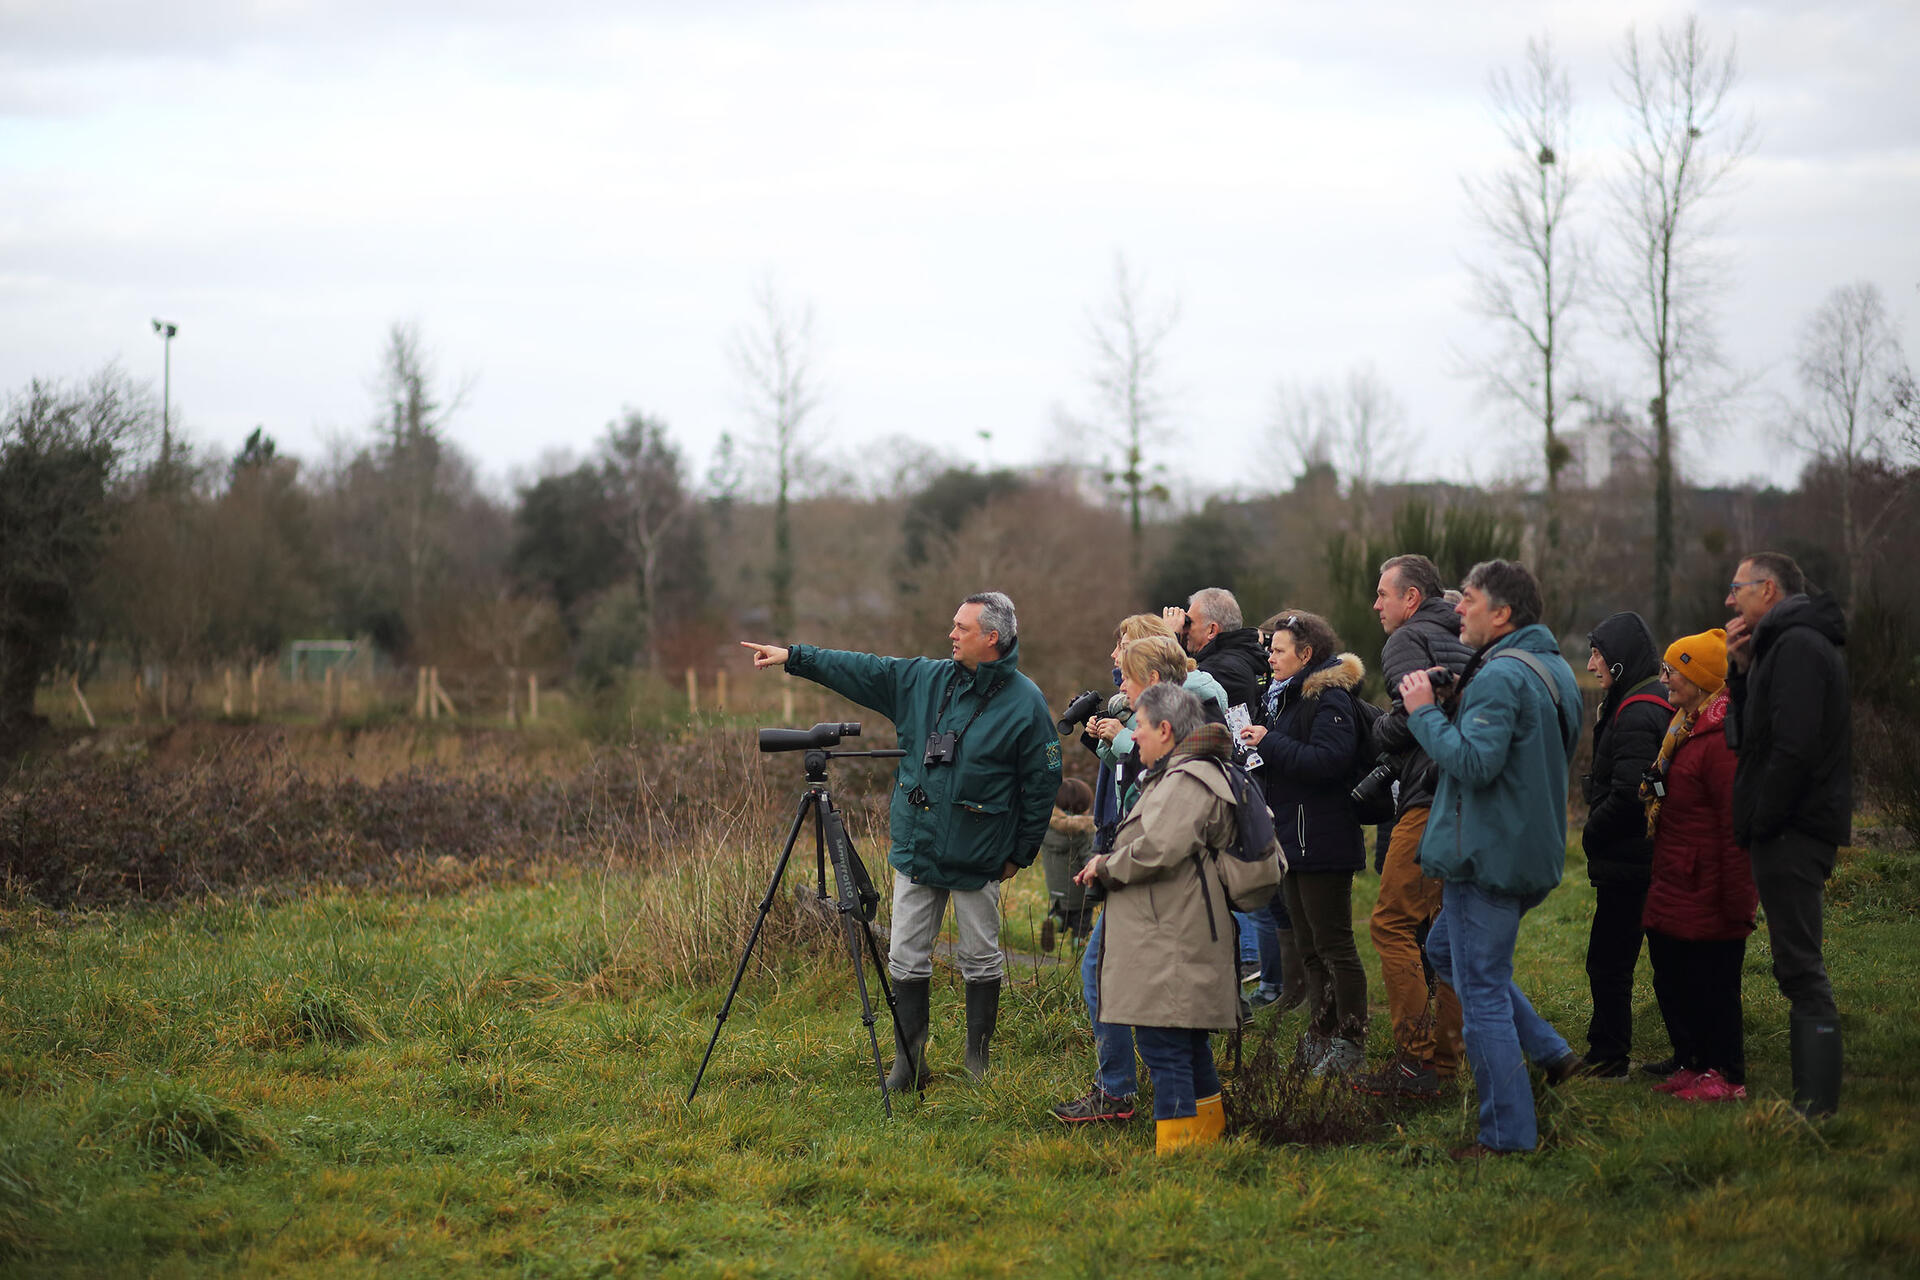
[757,721,863,752]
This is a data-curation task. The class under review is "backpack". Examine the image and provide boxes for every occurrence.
[1202,759,1286,912]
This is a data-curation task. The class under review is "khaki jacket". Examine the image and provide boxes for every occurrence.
[1094,727,1242,1031]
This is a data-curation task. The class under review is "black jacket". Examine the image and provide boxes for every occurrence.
[1726,593,1851,847]
[1256,653,1365,874]
[1581,612,1672,888]
[1194,626,1270,716]
[1373,597,1475,815]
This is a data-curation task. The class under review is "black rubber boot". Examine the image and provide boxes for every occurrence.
[885,977,931,1094]
[1790,1013,1842,1118]
[964,978,1000,1081]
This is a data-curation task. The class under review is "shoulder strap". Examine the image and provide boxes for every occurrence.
[1490,649,1562,711]
[1614,691,1672,722]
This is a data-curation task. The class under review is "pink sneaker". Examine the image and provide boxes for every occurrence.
[1652,1068,1704,1095]
[1673,1069,1747,1102]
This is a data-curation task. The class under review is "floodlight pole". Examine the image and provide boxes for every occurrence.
[152,319,178,465]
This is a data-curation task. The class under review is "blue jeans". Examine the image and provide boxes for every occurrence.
[1133,1027,1221,1120]
[1082,913,1137,1097]
[1233,910,1268,967]
[1425,881,1571,1152]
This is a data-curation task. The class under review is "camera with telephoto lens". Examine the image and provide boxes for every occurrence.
[923,730,959,767]
[1350,756,1398,814]
[1426,667,1457,689]
[1056,689,1105,734]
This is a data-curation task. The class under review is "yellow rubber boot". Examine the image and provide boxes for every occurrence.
[1155,1114,1204,1154]
[1195,1093,1226,1142]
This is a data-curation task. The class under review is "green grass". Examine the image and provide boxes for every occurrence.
[1,835,1916,1277]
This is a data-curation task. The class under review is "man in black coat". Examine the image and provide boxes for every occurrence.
[1578,612,1672,1078]
[1354,555,1474,1098]
[1725,551,1850,1116]
[1164,587,1268,715]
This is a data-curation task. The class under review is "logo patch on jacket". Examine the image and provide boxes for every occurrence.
[1045,741,1062,768]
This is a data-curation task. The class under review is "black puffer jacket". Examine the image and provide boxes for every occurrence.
[1727,593,1851,847]
[1255,653,1365,873]
[1195,626,1270,715]
[1581,612,1672,888]
[1373,597,1475,815]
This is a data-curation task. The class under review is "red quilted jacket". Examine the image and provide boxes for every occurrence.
[1643,691,1757,941]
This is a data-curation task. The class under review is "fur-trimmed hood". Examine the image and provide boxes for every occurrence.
[1049,809,1096,834]
[1301,652,1365,699]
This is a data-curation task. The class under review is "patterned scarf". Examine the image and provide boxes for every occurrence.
[1641,688,1723,837]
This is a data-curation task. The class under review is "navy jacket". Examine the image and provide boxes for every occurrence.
[1255,652,1366,874]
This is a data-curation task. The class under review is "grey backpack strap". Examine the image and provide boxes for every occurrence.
[1491,649,1562,711]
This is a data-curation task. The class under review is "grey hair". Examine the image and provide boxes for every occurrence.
[963,591,1018,656]
[1186,587,1243,632]
[1462,559,1542,631]
[1135,682,1204,744]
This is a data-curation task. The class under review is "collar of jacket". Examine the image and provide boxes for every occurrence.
[1459,622,1556,691]
[958,636,1022,690]
[1410,595,1463,635]
[1753,592,1847,660]
[1139,721,1234,784]
[1300,652,1365,699]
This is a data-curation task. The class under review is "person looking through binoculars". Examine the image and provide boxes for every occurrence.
[741,591,1061,1092]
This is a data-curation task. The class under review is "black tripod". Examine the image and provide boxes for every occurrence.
[688,743,908,1116]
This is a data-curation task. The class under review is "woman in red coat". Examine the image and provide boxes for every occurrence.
[1640,628,1758,1102]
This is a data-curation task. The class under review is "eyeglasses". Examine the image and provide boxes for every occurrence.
[1727,579,1764,594]
[1660,663,1675,677]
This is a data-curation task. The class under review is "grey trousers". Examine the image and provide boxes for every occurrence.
[888,873,1004,982]
[1751,829,1839,1020]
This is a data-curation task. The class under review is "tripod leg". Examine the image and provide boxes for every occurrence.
[688,793,814,1104]
[821,798,896,1116]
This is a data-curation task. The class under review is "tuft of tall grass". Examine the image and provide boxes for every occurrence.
[81,1078,276,1167]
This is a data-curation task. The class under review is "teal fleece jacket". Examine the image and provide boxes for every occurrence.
[1409,624,1581,897]
[784,639,1062,891]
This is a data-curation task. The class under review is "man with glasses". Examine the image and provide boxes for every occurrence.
[1162,587,1269,717]
[1723,552,1849,1117]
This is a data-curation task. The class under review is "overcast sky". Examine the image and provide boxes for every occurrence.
[4,0,1917,501]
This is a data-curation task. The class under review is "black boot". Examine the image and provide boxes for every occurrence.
[1790,1013,1842,1118]
[964,978,1000,1081]
[886,977,931,1094]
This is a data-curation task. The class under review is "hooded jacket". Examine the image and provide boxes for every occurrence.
[1374,596,1476,815]
[1255,652,1366,874]
[1644,690,1757,940]
[784,638,1062,891]
[1725,593,1852,848]
[1411,624,1582,897]
[1094,723,1248,1031]
[1194,626,1271,716]
[1582,611,1673,888]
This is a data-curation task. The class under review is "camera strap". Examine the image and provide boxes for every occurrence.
[933,668,1006,754]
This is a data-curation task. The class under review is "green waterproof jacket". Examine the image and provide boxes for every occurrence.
[1409,624,1581,897]
[784,639,1063,891]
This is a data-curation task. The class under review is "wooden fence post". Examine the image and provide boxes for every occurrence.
[251,661,264,717]
[432,668,458,719]
[323,667,337,722]
[222,668,235,718]
[415,667,429,718]
[782,679,794,724]
[528,673,539,723]
[685,667,698,715]
[507,667,519,727]
[71,674,96,729]
[716,669,728,712]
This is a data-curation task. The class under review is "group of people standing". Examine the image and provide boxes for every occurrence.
[742,546,1848,1158]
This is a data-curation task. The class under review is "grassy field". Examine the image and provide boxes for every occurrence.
[2,727,1918,1277]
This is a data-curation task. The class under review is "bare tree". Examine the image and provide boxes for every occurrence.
[602,411,690,669]
[731,279,822,635]
[1464,34,1582,570]
[1786,282,1911,610]
[1608,17,1755,635]
[1084,253,1180,571]
[373,322,468,629]
[1266,365,1408,535]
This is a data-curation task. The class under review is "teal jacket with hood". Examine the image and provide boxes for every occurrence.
[1409,623,1581,897]
[784,639,1062,891]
